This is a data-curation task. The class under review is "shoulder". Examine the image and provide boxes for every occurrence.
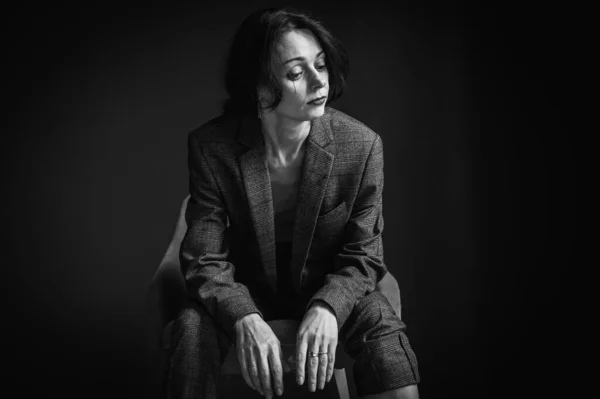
[321,107,382,152]
[187,114,240,146]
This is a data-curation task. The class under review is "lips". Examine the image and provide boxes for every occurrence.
[308,96,326,104]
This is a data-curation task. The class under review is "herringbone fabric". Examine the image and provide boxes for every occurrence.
[180,107,388,340]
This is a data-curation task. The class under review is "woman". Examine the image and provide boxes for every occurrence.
[169,7,420,399]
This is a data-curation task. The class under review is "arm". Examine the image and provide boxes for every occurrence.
[180,131,262,339]
[306,134,387,330]
[183,132,288,397]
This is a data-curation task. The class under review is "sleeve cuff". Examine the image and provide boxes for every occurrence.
[217,296,263,339]
[307,286,355,332]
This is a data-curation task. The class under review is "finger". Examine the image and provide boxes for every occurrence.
[249,350,263,395]
[326,340,337,384]
[317,346,329,390]
[307,340,320,392]
[258,353,273,399]
[295,335,308,385]
[268,347,284,397]
[317,344,329,390]
[237,349,256,391]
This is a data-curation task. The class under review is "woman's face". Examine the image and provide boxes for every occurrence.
[262,29,329,122]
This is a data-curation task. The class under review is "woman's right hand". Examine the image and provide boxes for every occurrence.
[234,313,285,398]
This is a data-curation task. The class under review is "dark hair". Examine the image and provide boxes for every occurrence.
[221,7,349,117]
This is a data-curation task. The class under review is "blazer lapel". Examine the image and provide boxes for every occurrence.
[238,115,277,292]
[290,115,335,293]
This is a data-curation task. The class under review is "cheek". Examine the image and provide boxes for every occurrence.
[281,82,306,103]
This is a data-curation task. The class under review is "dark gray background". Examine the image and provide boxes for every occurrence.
[4,1,571,398]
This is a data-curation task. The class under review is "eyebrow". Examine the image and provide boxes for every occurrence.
[283,50,325,65]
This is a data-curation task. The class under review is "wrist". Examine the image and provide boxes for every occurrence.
[234,312,261,331]
[311,300,334,315]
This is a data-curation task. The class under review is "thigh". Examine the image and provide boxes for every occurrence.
[170,299,232,370]
[339,291,420,397]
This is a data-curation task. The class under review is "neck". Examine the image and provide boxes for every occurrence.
[260,114,311,164]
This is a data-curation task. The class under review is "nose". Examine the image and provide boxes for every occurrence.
[310,68,326,91]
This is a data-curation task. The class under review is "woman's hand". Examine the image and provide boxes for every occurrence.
[234,313,285,398]
[296,301,338,392]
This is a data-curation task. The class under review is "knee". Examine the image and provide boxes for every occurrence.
[173,301,218,343]
[353,291,398,322]
[345,291,405,344]
[353,291,386,315]
[177,304,203,332]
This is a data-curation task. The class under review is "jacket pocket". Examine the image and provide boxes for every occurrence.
[316,200,348,225]
[312,201,348,255]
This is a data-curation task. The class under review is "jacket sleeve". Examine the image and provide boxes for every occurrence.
[306,134,387,330]
[180,131,263,339]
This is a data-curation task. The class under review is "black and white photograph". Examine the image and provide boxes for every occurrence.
[5,1,572,398]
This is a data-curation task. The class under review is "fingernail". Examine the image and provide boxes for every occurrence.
[298,376,304,385]
[310,383,316,391]
[276,388,283,396]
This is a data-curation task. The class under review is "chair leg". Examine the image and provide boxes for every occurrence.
[334,369,350,399]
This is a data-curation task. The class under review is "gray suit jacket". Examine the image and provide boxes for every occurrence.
[180,107,387,338]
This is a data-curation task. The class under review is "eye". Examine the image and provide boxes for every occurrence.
[316,64,327,71]
[287,71,303,81]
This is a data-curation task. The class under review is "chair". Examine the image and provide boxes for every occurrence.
[145,195,403,398]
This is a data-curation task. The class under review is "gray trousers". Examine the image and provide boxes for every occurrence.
[166,290,419,398]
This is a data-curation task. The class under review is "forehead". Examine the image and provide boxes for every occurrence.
[274,29,323,63]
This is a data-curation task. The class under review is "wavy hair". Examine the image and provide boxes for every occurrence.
[221,7,349,117]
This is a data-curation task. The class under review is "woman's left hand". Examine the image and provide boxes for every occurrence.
[296,301,338,392]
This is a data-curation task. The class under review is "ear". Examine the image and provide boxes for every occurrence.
[257,86,272,108]
[257,86,276,120]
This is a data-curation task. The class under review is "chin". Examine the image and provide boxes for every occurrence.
[305,106,326,120]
